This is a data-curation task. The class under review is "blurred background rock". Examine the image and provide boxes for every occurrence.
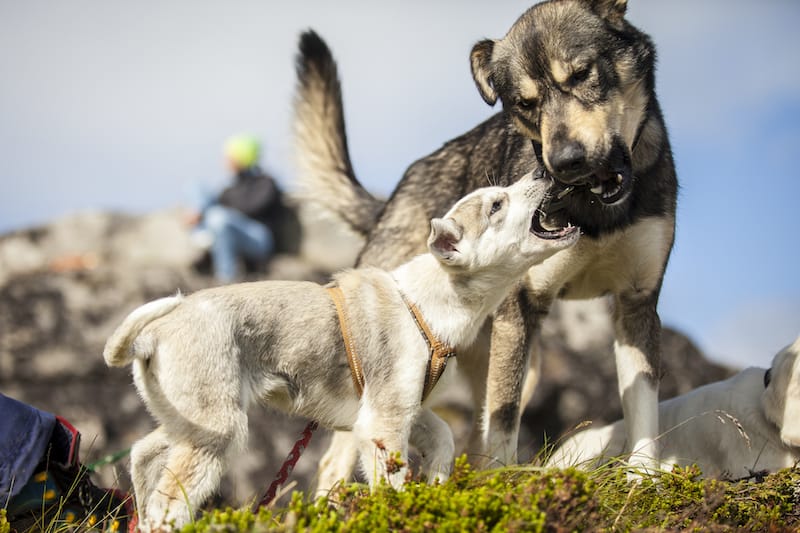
[0,202,733,507]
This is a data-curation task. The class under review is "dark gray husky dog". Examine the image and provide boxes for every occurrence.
[293,0,677,489]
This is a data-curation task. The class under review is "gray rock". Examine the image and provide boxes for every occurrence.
[0,208,733,508]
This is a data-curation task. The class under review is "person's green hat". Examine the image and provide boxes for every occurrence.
[224,134,261,169]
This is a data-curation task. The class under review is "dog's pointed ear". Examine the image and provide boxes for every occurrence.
[584,0,628,25]
[428,217,464,265]
[470,39,497,106]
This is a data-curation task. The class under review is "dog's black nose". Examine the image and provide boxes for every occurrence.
[548,141,588,183]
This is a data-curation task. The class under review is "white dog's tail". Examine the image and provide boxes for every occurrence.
[293,30,384,237]
[103,295,183,367]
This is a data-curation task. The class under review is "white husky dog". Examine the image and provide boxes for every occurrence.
[103,173,578,530]
[548,336,800,479]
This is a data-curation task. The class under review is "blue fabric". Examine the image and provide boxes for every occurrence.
[0,393,57,506]
[200,204,274,282]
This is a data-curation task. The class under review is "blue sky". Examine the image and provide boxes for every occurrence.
[0,1,798,369]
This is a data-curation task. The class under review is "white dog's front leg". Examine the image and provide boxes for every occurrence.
[354,404,411,490]
[410,408,455,484]
[616,341,659,474]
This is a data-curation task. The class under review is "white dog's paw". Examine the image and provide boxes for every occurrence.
[623,453,661,483]
[142,496,190,533]
[428,469,451,485]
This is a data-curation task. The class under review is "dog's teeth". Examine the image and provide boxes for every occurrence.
[616,173,623,184]
[590,184,603,194]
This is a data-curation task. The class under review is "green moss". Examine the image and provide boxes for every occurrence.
[176,458,798,532]
[710,469,800,530]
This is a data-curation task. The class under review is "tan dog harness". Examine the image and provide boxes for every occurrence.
[326,285,456,403]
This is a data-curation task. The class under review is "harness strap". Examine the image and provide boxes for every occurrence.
[327,285,456,403]
[327,286,365,397]
[398,292,457,402]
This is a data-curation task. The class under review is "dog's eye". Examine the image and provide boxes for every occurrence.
[568,66,591,86]
[764,368,772,388]
[489,200,503,216]
[516,98,537,110]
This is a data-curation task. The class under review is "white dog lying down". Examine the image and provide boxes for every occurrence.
[103,173,578,530]
[547,336,800,479]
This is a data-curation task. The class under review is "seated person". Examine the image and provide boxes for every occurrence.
[187,134,283,283]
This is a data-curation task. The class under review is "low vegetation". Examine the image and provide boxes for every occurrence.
[2,457,797,532]
[184,457,798,532]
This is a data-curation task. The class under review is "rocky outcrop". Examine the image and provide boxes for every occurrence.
[0,208,734,507]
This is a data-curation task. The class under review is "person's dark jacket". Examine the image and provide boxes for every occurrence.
[217,166,281,227]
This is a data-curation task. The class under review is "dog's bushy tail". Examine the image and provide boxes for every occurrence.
[103,295,183,367]
[292,29,384,238]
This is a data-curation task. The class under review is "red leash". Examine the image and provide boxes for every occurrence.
[255,420,319,509]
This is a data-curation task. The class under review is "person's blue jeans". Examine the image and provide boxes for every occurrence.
[200,204,274,283]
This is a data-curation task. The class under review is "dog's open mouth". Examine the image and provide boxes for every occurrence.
[531,140,633,208]
[531,208,578,240]
[588,167,633,205]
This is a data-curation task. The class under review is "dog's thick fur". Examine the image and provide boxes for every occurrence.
[293,0,677,488]
[103,174,577,530]
[547,336,800,479]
